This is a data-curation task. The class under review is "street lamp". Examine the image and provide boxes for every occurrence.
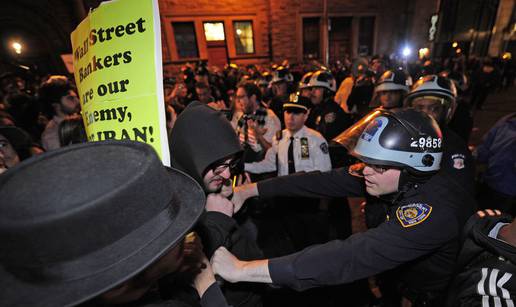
[402,46,411,58]
[11,41,22,55]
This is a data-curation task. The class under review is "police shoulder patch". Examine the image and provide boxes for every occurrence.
[451,153,465,170]
[396,203,432,228]
[320,142,329,154]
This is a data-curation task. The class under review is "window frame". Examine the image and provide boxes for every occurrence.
[171,21,200,60]
[203,21,227,42]
[302,17,321,60]
[233,20,256,55]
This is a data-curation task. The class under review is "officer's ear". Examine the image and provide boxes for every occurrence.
[302,109,310,121]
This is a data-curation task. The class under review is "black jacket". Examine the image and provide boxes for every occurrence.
[306,98,352,141]
[169,102,263,307]
[441,127,476,196]
[447,214,516,307]
[257,169,474,303]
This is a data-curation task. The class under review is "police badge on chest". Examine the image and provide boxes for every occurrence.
[300,137,310,159]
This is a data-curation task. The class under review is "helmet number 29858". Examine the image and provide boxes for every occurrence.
[410,137,441,149]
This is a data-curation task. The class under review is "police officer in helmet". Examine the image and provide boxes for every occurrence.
[405,74,475,195]
[212,108,475,307]
[372,69,411,110]
[268,66,293,125]
[306,70,352,141]
[298,72,314,98]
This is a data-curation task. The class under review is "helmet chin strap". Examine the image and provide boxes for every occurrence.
[380,168,433,204]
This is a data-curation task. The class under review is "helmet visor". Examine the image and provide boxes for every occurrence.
[332,109,386,151]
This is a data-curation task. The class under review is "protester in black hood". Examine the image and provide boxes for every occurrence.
[170,101,242,192]
[447,212,516,306]
[169,101,263,307]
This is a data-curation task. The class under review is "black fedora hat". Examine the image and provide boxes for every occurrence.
[0,140,205,306]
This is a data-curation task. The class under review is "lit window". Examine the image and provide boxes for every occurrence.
[233,21,255,54]
[203,22,225,41]
[172,22,199,59]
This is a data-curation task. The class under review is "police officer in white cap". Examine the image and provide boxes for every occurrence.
[245,93,331,176]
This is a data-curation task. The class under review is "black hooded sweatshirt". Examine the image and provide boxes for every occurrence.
[169,102,263,307]
[447,214,516,307]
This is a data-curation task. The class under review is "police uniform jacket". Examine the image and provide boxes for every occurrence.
[447,214,516,307]
[255,168,474,299]
[442,127,475,195]
[306,98,352,141]
[245,126,331,176]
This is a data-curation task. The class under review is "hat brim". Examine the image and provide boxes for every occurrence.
[283,104,308,112]
[0,167,205,307]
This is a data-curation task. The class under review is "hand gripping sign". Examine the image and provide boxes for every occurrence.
[71,0,170,165]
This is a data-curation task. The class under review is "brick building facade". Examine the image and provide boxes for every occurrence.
[159,0,441,73]
[0,0,513,75]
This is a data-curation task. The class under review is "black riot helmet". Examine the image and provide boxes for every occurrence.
[405,75,457,125]
[334,108,443,175]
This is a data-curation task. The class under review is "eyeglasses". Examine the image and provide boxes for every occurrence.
[212,159,240,176]
[348,162,391,178]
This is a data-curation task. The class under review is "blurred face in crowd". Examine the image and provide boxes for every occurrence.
[203,158,234,193]
[0,134,20,174]
[60,90,81,115]
[272,81,287,97]
[299,88,312,98]
[284,109,308,133]
[236,87,257,114]
[362,164,400,196]
[195,74,209,84]
[175,83,188,98]
[370,60,384,74]
[196,87,212,104]
[411,97,444,123]
[310,87,325,105]
[379,91,402,109]
[258,85,268,98]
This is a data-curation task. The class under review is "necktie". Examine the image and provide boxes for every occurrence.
[288,136,296,174]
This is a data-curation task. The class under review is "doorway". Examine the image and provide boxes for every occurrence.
[203,21,228,68]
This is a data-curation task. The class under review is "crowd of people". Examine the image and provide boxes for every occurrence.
[0,52,515,307]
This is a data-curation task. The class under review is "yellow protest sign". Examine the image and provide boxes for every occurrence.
[71,0,170,165]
